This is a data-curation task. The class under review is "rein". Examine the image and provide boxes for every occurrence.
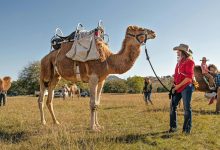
[144,45,173,98]
[127,33,147,44]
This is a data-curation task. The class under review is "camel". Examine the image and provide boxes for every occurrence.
[0,76,12,106]
[68,84,80,99]
[62,84,80,99]
[38,25,156,131]
[0,76,12,92]
[194,65,220,113]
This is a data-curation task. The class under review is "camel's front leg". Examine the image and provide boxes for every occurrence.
[38,82,46,125]
[47,88,60,124]
[89,74,99,131]
[95,80,105,129]
[46,78,60,124]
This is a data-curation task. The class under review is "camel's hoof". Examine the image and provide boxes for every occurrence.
[91,126,101,132]
[96,125,104,130]
[42,120,46,125]
[54,121,60,125]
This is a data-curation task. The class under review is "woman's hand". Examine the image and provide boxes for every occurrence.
[174,84,180,91]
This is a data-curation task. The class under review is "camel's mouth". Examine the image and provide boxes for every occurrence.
[146,29,156,39]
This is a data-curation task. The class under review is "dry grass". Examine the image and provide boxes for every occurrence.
[0,92,219,150]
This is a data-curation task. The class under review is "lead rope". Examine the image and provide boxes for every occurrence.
[144,45,174,99]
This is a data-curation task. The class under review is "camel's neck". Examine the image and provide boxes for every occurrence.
[107,38,141,74]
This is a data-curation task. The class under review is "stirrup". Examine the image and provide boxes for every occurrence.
[209,86,216,92]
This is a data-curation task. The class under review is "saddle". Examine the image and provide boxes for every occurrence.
[51,21,106,50]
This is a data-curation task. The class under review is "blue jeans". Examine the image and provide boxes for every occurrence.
[144,92,151,101]
[170,84,194,132]
[0,93,7,106]
[144,92,153,104]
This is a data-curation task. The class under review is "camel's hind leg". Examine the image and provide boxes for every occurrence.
[89,74,99,131]
[95,80,105,129]
[38,81,47,125]
[46,76,60,124]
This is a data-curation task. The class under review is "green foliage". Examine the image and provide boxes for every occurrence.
[126,76,144,93]
[103,80,128,93]
[76,81,89,91]
[157,87,168,93]
[8,61,40,95]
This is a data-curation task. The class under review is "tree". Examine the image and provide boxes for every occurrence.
[126,76,144,93]
[157,87,167,93]
[16,61,40,95]
[103,80,128,93]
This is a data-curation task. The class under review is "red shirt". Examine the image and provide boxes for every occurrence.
[174,58,195,93]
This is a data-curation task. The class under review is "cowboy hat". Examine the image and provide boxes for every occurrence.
[200,57,209,61]
[173,44,193,56]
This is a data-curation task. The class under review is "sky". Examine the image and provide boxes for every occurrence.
[0,0,220,81]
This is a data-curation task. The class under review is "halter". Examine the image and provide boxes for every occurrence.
[127,32,148,45]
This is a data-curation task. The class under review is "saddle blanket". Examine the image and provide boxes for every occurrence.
[66,31,100,62]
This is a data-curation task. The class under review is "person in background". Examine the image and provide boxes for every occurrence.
[62,84,69,100]
[207,65,220,111]
[143,77,153,105]
[200,57,215,89]
[169,44,194,134]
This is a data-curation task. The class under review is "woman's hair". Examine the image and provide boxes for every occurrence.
[181,51,189,59]
[145,77,151,83]
[208,64,219,73]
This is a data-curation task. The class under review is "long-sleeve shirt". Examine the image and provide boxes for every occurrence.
[201,62,209,74]
[143,82,152,93]
[215,74,220,87]
[174,58,195,93]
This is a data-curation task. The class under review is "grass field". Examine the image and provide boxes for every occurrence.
[0,92,219,150]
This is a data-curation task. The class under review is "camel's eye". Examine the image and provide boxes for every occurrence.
[137,35,145,42]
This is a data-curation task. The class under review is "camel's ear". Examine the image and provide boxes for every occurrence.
[3,76,12,91]
[127,25,135,31]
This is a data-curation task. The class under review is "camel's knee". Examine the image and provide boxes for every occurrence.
[38,96,44,106]
[90,103,99,111]
[44,81,49,88]
[46,100,52,107]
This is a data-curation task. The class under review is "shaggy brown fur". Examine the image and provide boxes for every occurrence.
[38,25,156,131]
[96,39,112,62]
[194,65,209,92]
[0,76,12,91]
[194,64,220,112]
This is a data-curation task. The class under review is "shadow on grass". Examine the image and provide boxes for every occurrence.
[141,108,170,113]
[192,109,219,115]
[77,131,174,147]
[142,108,220,116]
[103,105,136,110]
[0,130,28,143]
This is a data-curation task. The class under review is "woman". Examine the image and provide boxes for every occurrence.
[143,77,153,105]
[169,44,195,134]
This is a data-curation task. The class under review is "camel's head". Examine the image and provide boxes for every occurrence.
[126,26,156,44]
[0,76,12,91]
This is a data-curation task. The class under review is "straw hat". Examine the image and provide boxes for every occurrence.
[200,57,209,61]
[173,44,193,56]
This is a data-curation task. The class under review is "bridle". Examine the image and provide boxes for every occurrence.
[127,32,148,45]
